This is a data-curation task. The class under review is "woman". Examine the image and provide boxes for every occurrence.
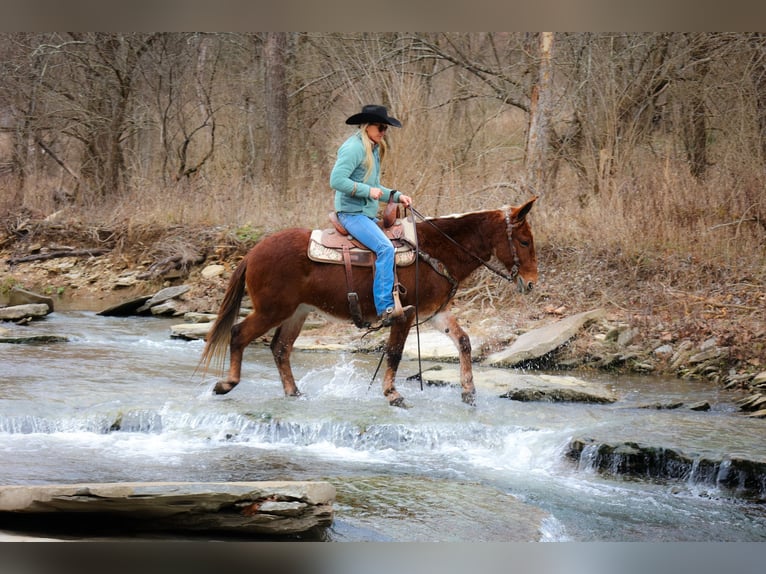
[330,104,413,326]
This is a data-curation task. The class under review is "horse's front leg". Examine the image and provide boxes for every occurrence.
[270,306,310,397]
[382,308,416,407]
[431,311,475,405]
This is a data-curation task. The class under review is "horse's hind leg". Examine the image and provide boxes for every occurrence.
[270,305,310,397]
[213,312,272,395]
[431,311,475,405]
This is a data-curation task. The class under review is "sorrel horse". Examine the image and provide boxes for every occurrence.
[199,196,538,407]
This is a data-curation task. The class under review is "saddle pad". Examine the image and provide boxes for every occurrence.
[308,217,417,267]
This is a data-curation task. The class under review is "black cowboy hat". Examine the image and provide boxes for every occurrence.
[345,104,402,128]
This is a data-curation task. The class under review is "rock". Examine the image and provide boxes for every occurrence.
[752,371,766,386]
[136,285,191,314]
[113,274,138,288]
[0,303,50,322]
[637,401,685,410]
[737,393,766,412]
[170,322,213,340]
[653,344,673,357]
[201,264,225,279]
[483,308,606,368]
[700,337,718,351]
[566,438,766,501]
[0,481,335,538]
[689,347,728,364]
[7,287,54,312]
[418,367,616,404]
[403,329,485,361]
[688,401,711,411]
[0,334,69,344]
[669,340,694,370]
[98,296,153,316]
[149,301,181,316]
[184,312,217,323]
[616,327,639,347]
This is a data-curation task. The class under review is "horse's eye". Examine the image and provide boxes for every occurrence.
[519,240,530,248]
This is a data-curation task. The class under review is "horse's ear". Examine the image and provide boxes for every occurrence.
[512,195,538,222]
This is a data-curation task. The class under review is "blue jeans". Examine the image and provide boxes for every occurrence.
[337,212,395,316]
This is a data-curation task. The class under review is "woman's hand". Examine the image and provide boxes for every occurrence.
[369,187,382,200]
[398,194,412,207]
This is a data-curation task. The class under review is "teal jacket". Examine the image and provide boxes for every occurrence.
[330,132,401,218]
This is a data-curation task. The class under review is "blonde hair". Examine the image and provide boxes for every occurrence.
[359,123,387,182]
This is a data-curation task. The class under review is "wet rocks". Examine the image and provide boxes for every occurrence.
[566,438,766,501]
[736,392,766,418]
[98,285,191,317]
[419,367,617,404]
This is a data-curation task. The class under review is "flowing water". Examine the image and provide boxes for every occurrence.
[1,310,765,541]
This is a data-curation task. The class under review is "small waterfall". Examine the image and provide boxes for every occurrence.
[568,437,766,501]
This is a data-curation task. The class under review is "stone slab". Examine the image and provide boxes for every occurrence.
[420,367,616,403]
[484,308,606,367]
[0,481,335,538]
[0,304,51,321]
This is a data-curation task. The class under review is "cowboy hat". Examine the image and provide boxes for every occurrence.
[345,104,402,128]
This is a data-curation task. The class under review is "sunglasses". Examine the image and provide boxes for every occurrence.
[373,123,388,132]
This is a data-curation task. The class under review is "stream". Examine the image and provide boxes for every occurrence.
[1,310,765,541]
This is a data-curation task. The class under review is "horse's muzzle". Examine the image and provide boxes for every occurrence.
[517,276,534,293]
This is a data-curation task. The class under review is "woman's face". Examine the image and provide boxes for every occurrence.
[365,123,388,145]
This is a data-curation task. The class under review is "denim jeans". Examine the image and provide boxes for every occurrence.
[337,212,395,315]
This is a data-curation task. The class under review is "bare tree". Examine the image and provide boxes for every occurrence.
[749,33,766,167]
[524,32,554,196]
[263,32,288,191]
[62,33,159,200]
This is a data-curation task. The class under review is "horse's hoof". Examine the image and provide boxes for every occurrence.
[462,391,476,406]
[213,381,238,395]
[389,396,410,409]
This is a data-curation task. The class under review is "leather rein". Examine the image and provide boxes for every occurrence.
[408,205,522,285]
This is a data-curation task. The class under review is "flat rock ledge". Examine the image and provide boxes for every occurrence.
[419,367,616,403]
[0,481,335,540]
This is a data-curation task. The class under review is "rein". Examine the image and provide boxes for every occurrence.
[408,206,521,284]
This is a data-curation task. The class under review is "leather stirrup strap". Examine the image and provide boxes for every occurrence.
[391,268,404,317]
[343,245,369,328]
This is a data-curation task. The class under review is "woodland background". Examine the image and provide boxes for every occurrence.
[0,32,764,361]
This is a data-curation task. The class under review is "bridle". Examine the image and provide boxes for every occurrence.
[409,205,522,284]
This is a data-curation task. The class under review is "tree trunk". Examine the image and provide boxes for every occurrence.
[683,38,710,180]
[751,34,766,168]
[524,32,554,196]
[263,32,288,193]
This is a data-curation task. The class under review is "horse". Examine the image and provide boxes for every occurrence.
[199,196,538,407]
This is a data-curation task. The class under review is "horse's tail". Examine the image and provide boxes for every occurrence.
[196,255,248,377]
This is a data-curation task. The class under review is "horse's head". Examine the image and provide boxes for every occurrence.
[498,196,538,293]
